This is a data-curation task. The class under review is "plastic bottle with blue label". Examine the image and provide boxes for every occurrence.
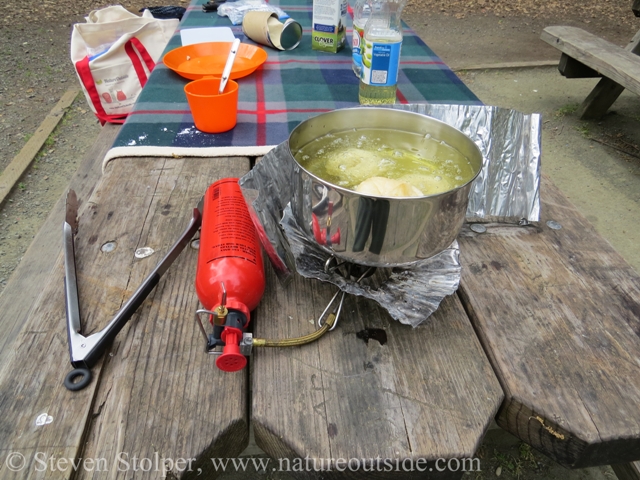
[351,0,372,77]
[358,0,406,104]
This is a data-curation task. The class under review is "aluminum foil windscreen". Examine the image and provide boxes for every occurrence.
[394,104,541,222]
[280,205,462,327]
[240,104,542,326]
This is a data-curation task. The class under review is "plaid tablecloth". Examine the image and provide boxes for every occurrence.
[105,0,481,166]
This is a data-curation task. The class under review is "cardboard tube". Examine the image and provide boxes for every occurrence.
[243,11,302,51]
[242,11,275,47]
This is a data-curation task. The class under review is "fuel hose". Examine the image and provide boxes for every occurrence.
[252,313,337,347]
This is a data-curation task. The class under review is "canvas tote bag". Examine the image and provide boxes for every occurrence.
[71,6,178,124]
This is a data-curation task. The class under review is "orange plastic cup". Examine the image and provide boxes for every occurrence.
[184,78,239,133]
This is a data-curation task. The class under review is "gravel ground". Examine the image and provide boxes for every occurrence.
[0,0,153,173]
[0,0,154,290]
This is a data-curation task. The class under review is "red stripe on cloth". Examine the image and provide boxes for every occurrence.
[270,58,352,65]
[238,108,333,115]
[396,88,409,105]
[264,58,444,67]
[129,107,334,116]
[296,27,422,36]
[255,66,267,145]
[130,110,193,115]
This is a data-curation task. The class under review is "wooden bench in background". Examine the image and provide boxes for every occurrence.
[540,25,640,119]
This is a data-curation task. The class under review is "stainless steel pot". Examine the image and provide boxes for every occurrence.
[287,108,483,267]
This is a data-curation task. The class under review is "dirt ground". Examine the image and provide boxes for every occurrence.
[1,0,639,479]
[404,0,639,69]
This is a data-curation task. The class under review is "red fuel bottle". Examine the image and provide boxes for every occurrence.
[195,178,266,372]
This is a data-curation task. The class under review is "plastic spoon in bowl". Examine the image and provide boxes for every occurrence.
[219,38,241,94]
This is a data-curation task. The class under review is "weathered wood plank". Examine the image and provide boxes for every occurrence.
[457,174,640,468]
[76,157,253,480]
[0,123,119,371]
[540,26,640,95]
[0,89,79,206]
[558,53,601,78]
[541,26,640,118]
[626,28,640,55]
[576,79,626,119]
[252,260,503,479]
[612,461,640,480]
[577,28,640,119]
[0,157,251,479]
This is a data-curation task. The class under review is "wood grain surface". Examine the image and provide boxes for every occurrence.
[0,156,251,479]
[541,26,640,118]
[576,28,640,119]
[540,26,640,95]
[457,174,640,468]
[558,53,601,78]
[252,260,504,479]
[612,461,640,480]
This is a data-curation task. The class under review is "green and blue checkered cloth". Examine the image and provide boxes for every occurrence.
[108,0,480,159]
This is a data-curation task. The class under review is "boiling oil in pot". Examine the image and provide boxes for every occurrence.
[294,128,475,196]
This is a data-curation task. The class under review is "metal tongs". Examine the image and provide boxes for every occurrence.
[63,190,203,391]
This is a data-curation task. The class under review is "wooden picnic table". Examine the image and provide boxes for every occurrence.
[0,119,639,479]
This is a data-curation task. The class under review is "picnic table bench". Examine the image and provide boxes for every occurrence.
[1,0,640,477]
[540,4,640,119]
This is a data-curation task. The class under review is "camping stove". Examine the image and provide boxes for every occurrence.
[279,205,463,327]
